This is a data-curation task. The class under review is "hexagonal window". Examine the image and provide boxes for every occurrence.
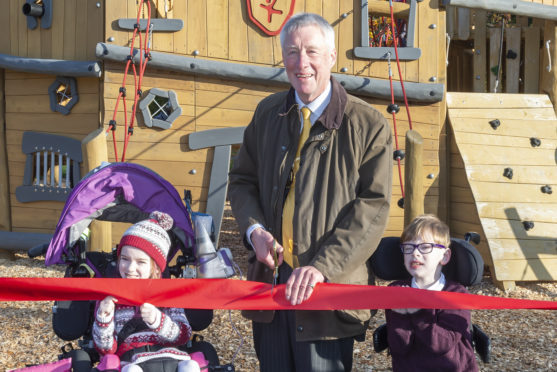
[48,76,79,115]
[139,88,181,129]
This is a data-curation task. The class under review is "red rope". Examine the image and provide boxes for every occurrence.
[386,0,416,203]
[388,0,413,130]
[106,0,152,163]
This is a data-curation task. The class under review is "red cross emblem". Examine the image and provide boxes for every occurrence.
[246,0,296,36]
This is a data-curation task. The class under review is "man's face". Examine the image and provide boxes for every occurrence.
[282,24,337,104]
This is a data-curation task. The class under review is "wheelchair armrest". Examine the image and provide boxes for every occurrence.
[373,323,389,353]
[472,323,491,363]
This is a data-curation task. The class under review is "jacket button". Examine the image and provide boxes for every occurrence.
[297,325,304,332]
[281,145,287,151]
[320,145,327,151]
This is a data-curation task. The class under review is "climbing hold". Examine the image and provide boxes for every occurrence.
[530,137,541,147]
[490,65,499,76]
[489,119,500,130]
[506,49,518,59]
[397,197,404,209]
[503,167,513,180]
[522,221,534,231]
[393,149,405,161]
[387,103,400,114]
[541,185,553,194]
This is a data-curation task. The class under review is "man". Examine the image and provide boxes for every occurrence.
[228,13,392,372]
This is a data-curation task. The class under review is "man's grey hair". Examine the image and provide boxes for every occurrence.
[280,13,335,52]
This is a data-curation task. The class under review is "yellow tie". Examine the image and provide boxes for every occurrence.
[282,107,312,268]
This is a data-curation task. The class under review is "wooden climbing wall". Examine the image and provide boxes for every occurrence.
[447,92,557,289]
[3,71,99,234]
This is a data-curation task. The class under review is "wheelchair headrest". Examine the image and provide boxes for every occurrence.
[370,236,484,286]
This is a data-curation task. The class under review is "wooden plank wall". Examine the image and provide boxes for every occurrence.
[0,0,103,60]
[447,92,557,287]
[4,71,99,234]
[101,0,447,239]
[446,6,550,94]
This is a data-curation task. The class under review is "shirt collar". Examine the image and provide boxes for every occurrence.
[411,273,446,291]
[294,81,332,125]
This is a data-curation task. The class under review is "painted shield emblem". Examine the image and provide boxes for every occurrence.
[246,0,296,36]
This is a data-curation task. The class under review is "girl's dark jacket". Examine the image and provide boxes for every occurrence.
[228,77,393,341]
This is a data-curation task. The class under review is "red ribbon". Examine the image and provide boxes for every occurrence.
[0,278,555,310]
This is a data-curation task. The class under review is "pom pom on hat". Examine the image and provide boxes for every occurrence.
[118,211,174,271]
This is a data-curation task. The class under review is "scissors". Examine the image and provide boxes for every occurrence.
[271,240,279,294]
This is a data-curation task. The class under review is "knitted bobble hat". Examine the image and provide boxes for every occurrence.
[117,211,174,272]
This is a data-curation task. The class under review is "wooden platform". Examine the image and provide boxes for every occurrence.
[447,93,557,290]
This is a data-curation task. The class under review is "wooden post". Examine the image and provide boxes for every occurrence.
[0,70,11,233]
[0,69,14,259]
[404,130,424,228]
[81,128,111,252]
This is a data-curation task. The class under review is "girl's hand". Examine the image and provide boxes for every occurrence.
[98,296,117,318]
[140,303,160,326]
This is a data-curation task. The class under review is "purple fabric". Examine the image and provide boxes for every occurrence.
[10,358,71,372]
[45,163,194,266]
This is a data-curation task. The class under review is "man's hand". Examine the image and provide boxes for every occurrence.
[285,266,324,305]
[251,228,283,270]
[98,296,117,319]
[140,303,160,326]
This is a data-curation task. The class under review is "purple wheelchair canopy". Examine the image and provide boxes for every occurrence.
[45,162,194,266]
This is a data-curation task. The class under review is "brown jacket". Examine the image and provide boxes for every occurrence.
[228,78,392,341]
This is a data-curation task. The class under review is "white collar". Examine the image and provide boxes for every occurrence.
[411,273,446,291]
[294,81,332,125]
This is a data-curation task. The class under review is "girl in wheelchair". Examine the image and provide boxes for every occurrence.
[385,214,479,372]
[93,211,200,372]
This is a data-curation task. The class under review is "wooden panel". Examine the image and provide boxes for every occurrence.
[207,0,228,59]
[75,0,88,60]
[27,19,41,59]
[489,27,502,93]
[5,113,99,135]
[104,0,128,48]
[463,165,557,185]
[457,144,556,166]
[228,0,248,62]
[493,258,557,281]
[489,238,557,260]
[17,0,28,57]
[106,142,209,162]
[5,93,99,114]
[86,0,104,60]
[5,77,99,96]
[473,10,487,92]
[447,92,553,108]
[524,27,541,94]
[505,27,521,93]
[449,107,556,120]
[323,0,340,73]
[184,0,207,56]
[11,206,63,230]
[9,0,18,55]
[173,0,188,54]
[63,0,77,59]
[247,21,274,65]
[450,132,556,149]
[418,0,439,83]
[337,0,354,75]
[450,118,557,139]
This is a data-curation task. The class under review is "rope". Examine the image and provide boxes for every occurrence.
[493,18,505,93]
[387,52,405,200]
[105,0,152,162]
[386,0,416,206]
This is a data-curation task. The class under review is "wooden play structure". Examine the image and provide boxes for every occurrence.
[0,0,555,289]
